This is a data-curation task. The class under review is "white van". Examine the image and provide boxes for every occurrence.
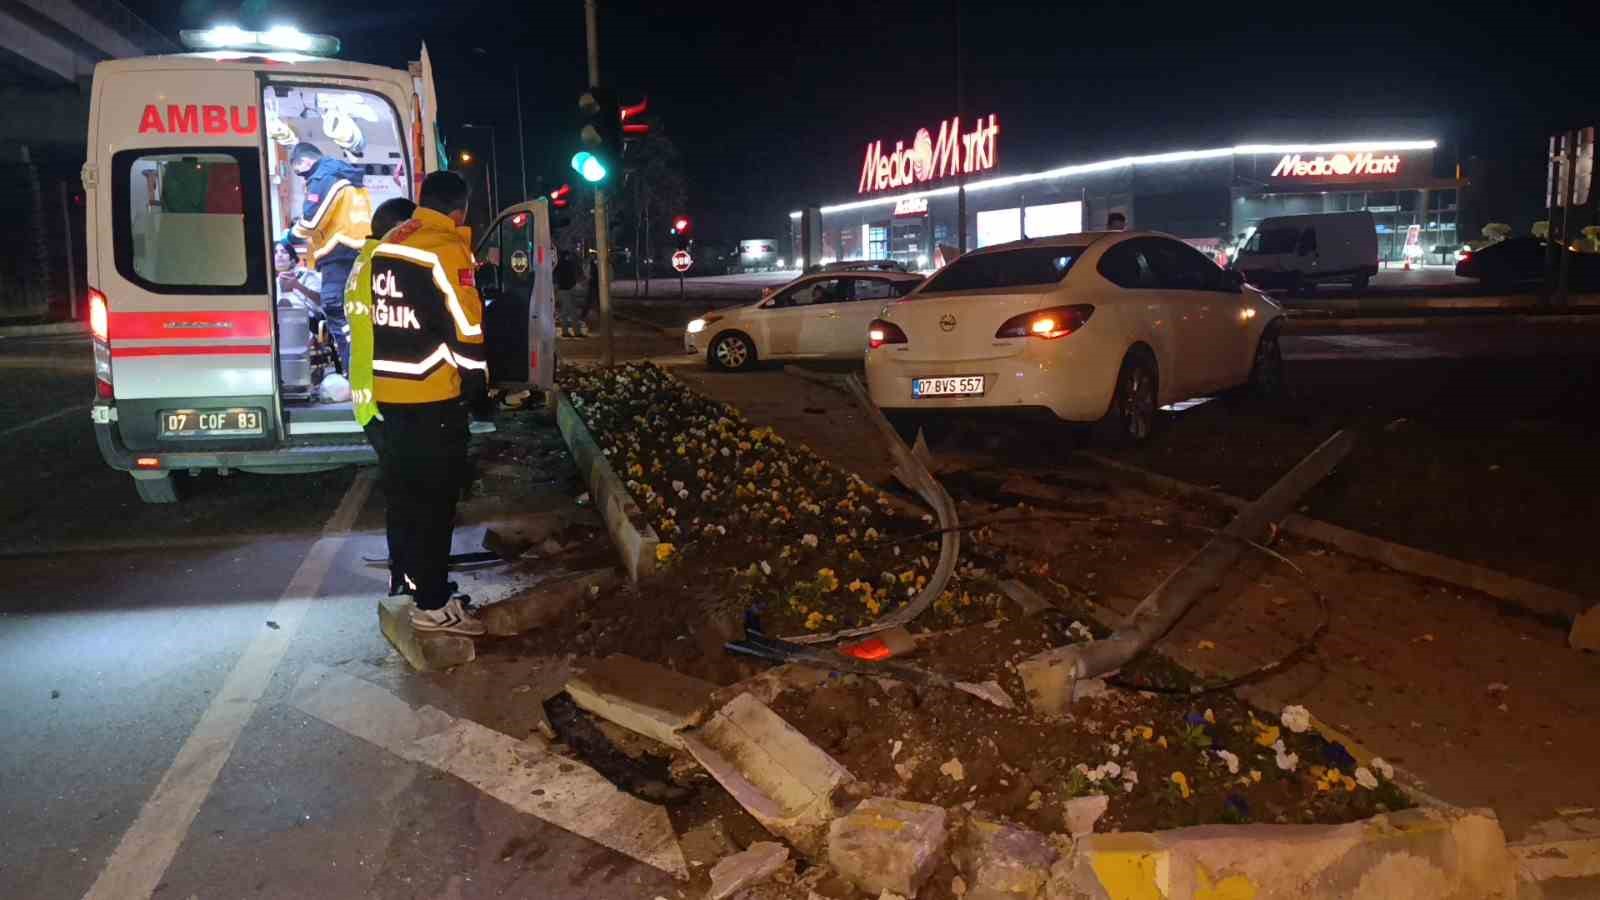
[84,37,556,503]
[1232,211,1378,294]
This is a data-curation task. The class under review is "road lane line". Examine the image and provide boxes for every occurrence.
[81,469,376,900]
[0,405,88,440]
[290,664,688,878]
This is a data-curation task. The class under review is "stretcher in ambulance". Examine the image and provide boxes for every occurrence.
[82,38,555,503]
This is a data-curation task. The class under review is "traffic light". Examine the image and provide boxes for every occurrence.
[671,215,690,250]
[548,184,573,229]
[621,97,650,140]
[573,85,621,184]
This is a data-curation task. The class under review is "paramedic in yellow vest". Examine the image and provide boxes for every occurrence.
[344,196,416,597]
[368,172,489,636]
[289,142,371,374]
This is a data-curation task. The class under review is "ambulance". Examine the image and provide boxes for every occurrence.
[84,27,555,502]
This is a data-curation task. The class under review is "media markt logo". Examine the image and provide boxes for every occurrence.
[1271,152,1401,178]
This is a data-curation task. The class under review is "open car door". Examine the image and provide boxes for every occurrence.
[473,200,556,391]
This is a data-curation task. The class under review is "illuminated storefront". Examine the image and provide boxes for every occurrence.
[792,132,1462,269]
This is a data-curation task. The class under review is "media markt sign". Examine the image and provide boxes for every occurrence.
[1271,151,1401,179]
[858,114,999,195]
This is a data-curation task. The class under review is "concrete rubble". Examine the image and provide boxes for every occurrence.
[1569,604,1600,652]
[683,692,856,857]
[827,798,948,898]
[565,653,716,750]
[705,841,790,900]
[1063,795,1109,838]
[377,596,475,671]
[1016,646,1078,718]
[955,817,1059,900]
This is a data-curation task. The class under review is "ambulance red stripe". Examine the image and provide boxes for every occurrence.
[112,345,272,358]
[107,311,272,341]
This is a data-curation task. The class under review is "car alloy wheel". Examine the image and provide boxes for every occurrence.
[712,333,753,371]
[1251,325,1284,398]
[1121,365,1155,441]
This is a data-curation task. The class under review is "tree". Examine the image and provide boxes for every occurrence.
[1481,223,1512,242]
[613,128,689,293]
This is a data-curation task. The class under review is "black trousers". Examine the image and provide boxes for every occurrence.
[376,400,467,611]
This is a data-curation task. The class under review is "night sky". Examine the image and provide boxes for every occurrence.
[126,0,1598,240]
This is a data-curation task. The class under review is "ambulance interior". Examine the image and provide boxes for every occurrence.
[264,84,409,409]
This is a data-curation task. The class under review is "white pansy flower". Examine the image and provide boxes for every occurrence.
[1272,738,1299,772]
[1215,749,1240,774]
[801,534,819,548]
[1370,757,1394,780]
[1280,705,1312,734]
[1354,767,1378,790]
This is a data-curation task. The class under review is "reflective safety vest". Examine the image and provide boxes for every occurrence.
[290,157,372,269]
[368,208,485,404]
[344,238,382,426]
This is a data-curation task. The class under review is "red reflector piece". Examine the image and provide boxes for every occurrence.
[95,379,114,400]
[840,638,894,661]
[135,457,161,469]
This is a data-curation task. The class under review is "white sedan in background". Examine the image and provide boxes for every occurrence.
[864,232,1284,445]
[686,270,924,371]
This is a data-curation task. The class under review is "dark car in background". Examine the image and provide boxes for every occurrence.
[1456,236,1600,290]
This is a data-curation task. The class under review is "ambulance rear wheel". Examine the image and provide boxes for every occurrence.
[132,472,180,504]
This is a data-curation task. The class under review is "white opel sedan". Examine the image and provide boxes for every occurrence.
[864,232,1284,445]
[686,270,924,370]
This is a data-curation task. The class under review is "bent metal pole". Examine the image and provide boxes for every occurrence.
[1061,429,1357,683]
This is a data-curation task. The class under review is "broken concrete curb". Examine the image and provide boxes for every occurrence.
[706,841,790,900]
[478,567,617,637]
[378,596,475,671]
[555,388,660,583]
[828,798,948,898]
[1056,806,1516,900]
[565,654,716,750]
[682,692,855,858]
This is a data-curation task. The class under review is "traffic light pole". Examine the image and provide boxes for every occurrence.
[585,0,615,366]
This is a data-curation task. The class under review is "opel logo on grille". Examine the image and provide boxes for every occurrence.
[939,313,957,332]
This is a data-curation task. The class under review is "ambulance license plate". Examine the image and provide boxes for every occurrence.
[912,375,985,398]
[160,408,265,438]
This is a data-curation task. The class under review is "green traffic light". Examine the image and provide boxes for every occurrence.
[571,151,607,183]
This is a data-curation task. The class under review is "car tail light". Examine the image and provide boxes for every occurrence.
[994,304,1094,340]
[867,319,907,349]
[89,287,114,399]
[135,456,161,469]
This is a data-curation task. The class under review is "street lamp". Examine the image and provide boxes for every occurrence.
[461,122,500,217]
[458,150,474,164]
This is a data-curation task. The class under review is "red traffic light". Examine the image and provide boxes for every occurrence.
[672,216,690,233]
[621,96,650,137]
[550,183,572,209]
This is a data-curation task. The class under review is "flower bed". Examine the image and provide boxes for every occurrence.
[560,363,1008,637]
[553,363,1412,834]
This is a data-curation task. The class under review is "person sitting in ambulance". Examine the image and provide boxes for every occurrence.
[288,141,372,375]
[274,240,322,311]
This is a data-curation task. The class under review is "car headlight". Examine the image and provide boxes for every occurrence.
[686,314,722,334]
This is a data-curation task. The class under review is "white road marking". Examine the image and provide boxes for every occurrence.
[291,664,688,879]
[81,470,376,900]
[0,405,88,439]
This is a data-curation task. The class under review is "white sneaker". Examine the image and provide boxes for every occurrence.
[410,597,485,636]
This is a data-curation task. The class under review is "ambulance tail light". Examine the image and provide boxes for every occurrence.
[89,288,113,399]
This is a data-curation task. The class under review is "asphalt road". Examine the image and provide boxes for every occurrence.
[0,333,674,899]
[2,316,1595,898]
